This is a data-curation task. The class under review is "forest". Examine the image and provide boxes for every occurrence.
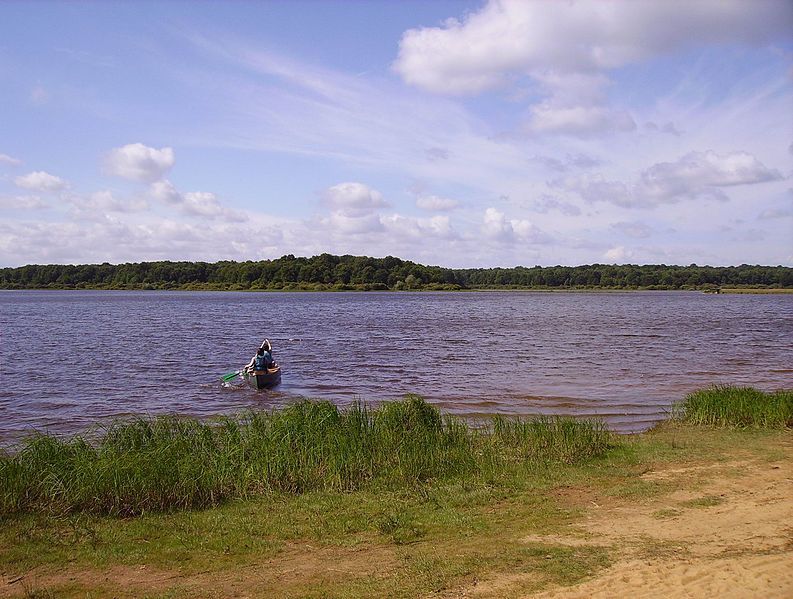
[1,254,791,290]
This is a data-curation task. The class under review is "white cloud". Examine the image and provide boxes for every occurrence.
[529,104,636,136]
[640,151,782,196]
[394,0,791,139]
[482,207,548,243]
[0,218,284,266]
[563,150,782,208]
[394,0,792,95]
[604,245,633,263]
[149,179,182,204]
[149,179,246,221]
[381,213,455,239]
[416,195,459,211]
[0,195,49,210]
[0,153,22,167]
[105,143,175,182]
[182,191,232,219]
[68,190,148,215]
[323,211,384,235]
[322,182,387,215]
[14,171,67,192]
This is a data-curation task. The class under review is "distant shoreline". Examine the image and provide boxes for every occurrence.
[2,286,792,293]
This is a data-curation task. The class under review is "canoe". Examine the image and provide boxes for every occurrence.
[243,364,282,390]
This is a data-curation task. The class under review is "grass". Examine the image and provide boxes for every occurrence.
[674,385,793,428]
[1,386,790,597]
[1,416,789,597]
[718,288,793,294]
[0,395,613,517]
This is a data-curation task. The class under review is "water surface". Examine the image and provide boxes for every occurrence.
[1,290,791,439]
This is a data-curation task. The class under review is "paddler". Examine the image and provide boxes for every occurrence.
[244,339,274,373]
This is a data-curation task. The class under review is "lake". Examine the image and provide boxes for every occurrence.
[1,290,791,440]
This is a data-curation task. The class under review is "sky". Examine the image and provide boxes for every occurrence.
[1,0,792,268]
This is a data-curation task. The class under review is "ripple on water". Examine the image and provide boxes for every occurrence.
[1,290,791,440]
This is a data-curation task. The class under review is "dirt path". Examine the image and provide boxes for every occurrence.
[471,447,793,598]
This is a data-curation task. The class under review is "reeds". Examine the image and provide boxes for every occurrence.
[0,396,613,517]
[674,385,793,428]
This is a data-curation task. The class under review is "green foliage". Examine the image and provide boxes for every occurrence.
[0,397,613,517]
[674,385,793,428]
[1,254,790,290]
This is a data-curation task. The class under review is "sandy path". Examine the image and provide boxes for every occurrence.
[523,451,793,598]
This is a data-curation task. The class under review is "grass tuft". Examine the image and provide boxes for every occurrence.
[674,385,793,428]
[0,396,613,518]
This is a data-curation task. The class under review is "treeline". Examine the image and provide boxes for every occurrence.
[1,254,791,290]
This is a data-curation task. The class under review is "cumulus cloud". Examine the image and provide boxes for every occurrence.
[482,207,548,243]
[382,213,455,239]
[394,0,790,137]
[0,217,285,266]
[105,143,175,182]
[182,191,234,219]
[150,179,183,204]
[604,246,633,263]
[0,153,22,167]
[14,171,67,192]
[322,182,388,216]
[416,195,459,211]
[639,150,782,199]
[148,179,246,221]
[68,190,148,216]
[562,150,782,208]
[323,211,384,235]
[394,0,792,95]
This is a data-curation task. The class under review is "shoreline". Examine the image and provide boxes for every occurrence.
[1,388,790,597]
[1,421,790,598]
[2,286,793,293]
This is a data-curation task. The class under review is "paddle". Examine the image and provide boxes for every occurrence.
[222,370,243,382]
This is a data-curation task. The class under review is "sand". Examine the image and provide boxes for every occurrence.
[520,451,793,598]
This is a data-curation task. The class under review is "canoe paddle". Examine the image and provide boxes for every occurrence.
[222,370,243,382]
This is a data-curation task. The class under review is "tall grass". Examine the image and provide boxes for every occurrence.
[674,385,793,428]
[0,396,613,517]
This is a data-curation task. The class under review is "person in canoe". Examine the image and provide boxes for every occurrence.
[244,339,274,374]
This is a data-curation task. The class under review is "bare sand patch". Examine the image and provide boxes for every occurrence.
[525,452,793,598]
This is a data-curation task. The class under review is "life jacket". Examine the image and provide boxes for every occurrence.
[254,352,271,370]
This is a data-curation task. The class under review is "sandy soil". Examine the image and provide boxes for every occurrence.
[479,449,793,598]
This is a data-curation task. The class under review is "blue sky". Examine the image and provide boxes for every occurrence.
[1,0,791,268]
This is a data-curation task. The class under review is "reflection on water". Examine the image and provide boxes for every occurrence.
[1,290,791,438]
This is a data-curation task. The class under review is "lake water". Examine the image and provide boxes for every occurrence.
[1,290,791,440]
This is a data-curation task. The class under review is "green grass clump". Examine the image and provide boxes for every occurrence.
[0,396,614,518]
[674,385,793,428]
[492,415,612,464]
